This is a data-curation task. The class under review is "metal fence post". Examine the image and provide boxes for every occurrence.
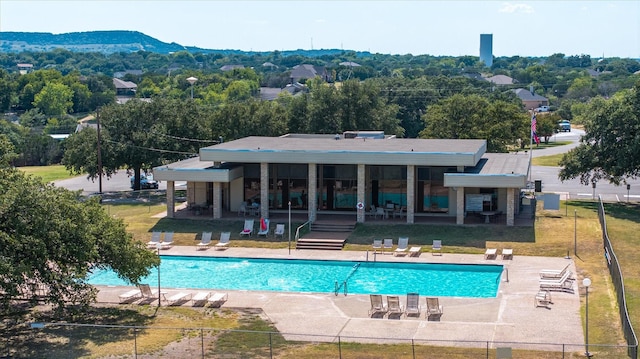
[412,339,415,359]
[134,327,137,359]
[269,332,273,359]
[201,328,204,359]
[338,335,342,359]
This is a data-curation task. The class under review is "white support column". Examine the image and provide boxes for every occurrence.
[357,164,365,223]
[406,165,415,224]
[166,180,175,218]
[456,187,465,225]
[212,161,222,219]
[506,188,515,226]
[308,164,317,222]
[212,182,222,219]
[260,162,269,219]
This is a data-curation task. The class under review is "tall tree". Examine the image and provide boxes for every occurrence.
[0,167,159,310]
[559,83,640,185]
[33,82,74,117]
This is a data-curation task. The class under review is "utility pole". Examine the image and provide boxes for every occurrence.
[96,108,103,194]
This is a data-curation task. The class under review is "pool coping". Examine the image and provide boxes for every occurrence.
[95,246,584,351]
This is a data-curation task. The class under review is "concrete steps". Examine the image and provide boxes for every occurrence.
[296,221,355,250]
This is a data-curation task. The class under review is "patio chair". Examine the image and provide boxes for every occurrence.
[425,297,443,320]
[501,248,513,260]
[393,206,405,219]
[138,284,158,302]
[539,263,571,279]
[207,292,228,308]
[372,239,383,253]
[215,232,231,250]
[394,237,409,256]
[535,290,553,308]
[484,248,497,259]
[432,240,442,256]
[159,231,174,250]
[274,223,285,239]
[387,295,404,317]
[383,238,393,253]
[409,246,422,257]
[375,207,385,220]
[196,232,213,250]
[166,292,192,306]
[237,202,248,216]
[539,270,574,292]
[240,219,254,237]
[368,294,387,317]
[147,231,162,249]
[191,292,211,307]
[118,288,142,304]
[405,292,421,317]
[257,218,270,237]
[368,205,377,218]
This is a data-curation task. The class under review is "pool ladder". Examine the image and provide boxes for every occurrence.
[335,263,361,296]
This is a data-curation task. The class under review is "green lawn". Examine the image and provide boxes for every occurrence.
[17,165,77,182]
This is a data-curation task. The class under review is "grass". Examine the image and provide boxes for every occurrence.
[4,199,638,358]
[17,165,77,182]
[532,153,565,166]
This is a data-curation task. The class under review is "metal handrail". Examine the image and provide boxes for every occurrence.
[294,221,310,242]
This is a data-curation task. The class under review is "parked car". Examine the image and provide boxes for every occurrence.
[535,106,550,112]
[558,120,571,132]
[130,173,159,189]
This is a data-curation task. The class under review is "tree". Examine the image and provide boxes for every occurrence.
[0,167,159,310]
[33,82,74,117]
[559,83,640,185]
[419,94,527,153]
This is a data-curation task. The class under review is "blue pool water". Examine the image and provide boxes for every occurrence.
[88,256,503,298]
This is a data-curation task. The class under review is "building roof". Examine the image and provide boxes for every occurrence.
[512,88,547,102]
[113,78,138,90]
[199,135,487,167]
[220,64,245,72]
[339,61,361,67]
[485,75,516,85]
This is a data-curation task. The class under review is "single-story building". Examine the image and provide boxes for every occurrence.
[153,132,530,226]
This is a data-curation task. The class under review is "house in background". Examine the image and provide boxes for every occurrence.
[512,88,548,110]
[290,64,330,83]
[113,78,138,104]
[259,83,307,101]
[17,63,34,75]
[113,69,143,78]
[485,74,516,85]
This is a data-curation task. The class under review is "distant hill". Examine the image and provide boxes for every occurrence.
[0,30,370,57]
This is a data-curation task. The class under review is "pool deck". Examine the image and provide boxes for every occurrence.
[95,246,584,351]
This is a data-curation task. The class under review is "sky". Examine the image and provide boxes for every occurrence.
[1,0,639,58]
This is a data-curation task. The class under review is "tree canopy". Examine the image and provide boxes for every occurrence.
[559,81,640,185]
[0,167,159,310]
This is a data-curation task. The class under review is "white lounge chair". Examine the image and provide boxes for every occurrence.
[215,232,230,250]
[257,218,270,237]
[160,231,174,249]
[484,248,497,259]
[147,231,162,249]
[138,284,158,303]
[118,288,142,303]
[274,223,285,239]
[239,219,254,237]
[207,292,228,308]
[191,292,211,307]
[383,238,393,253]
[196,232,213,250]
[426,297,443,320]
[368,294,387,317]
[394,237,409,256]
[409,246,422,257]
[432,240,442,256]
[405,292,421,317]
[372,239,383,253]
[166,292,191,306]
[539,270,574,292]
[539,263,571,279]
[387,295,404,317]
[501,248,513,260]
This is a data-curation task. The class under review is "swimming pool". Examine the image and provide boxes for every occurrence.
[88,256,503,298]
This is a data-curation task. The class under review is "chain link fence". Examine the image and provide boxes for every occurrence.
[1,322,633,358]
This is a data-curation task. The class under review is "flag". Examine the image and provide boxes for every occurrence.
[531,112,540,144]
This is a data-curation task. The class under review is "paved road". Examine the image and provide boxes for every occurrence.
[530,129,640,202]
[53,171,185,195]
